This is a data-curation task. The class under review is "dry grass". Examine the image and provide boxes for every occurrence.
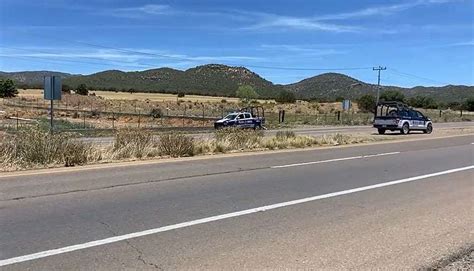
[0,127,100,170]
[18,89,244,103]
[158,133,195,157]
[111,128,156,159]
[0,126,394,172]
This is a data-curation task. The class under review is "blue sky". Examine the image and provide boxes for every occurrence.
[0,0,473,86]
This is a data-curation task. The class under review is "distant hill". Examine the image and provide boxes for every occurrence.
[63,64,284,98]
[285,73,373,99]
[0,71,74,87]
[285,73,473,103]
[1,66,472,103]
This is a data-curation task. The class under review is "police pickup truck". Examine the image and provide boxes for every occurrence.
[214,107,265,129]
[373,101,433,135]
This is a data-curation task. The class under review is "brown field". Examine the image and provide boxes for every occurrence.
[2,89,469,132]
[18,89,274,103]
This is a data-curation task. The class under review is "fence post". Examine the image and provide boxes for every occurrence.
[183,106,186,127]
[202,104,205,127]
[16,111,19,130]
[83,113,86,129]
[112,112,115,130]
[337,111,341,122]
[439,110,442,117]
[138,111,141,128]
[460,110,463,117]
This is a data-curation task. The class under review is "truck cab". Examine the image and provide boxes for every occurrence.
[214,107,265,130]
[373,101,433,135]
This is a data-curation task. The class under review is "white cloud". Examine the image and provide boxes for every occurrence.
[445,40,474,46]
[103,4,173,18]
[246,16,362,32]
[316,0,462,20]
[259,44,346,56]
[0,47,264,65]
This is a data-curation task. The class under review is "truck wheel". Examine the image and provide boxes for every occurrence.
[424,123,433,134]
[400,123,410,135]
[378,128,386,135]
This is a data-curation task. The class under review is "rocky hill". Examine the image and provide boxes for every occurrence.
[1,66,472,103]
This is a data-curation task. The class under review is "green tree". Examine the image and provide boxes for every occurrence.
[335,96,345,102]
[380,90,405,102]
[407,96,438,109]
[275,90,296,103]
[357,94,376,113]
[447,101,462,110]
[76,84,88,96]
[464,98,474,111]
[0,79,18,98]
[236,85,258,103]
[62,84,71,94]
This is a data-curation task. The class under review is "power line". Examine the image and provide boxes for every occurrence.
[0,46,160,69]
[9,31,374,71]
[387,68,449,85]
[0,55,150,70]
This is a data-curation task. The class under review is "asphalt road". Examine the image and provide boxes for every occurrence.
[79,121,474,144]
[1,134,473,269]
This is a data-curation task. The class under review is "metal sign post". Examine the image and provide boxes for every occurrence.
[44,76,62,133]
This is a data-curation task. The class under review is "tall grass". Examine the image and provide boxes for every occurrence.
[112,128,156,159]
[159,133,194,157]
[0,127,99,170]
[214,128,264,152]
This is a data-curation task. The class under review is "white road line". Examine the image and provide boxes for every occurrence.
[1,165,473,267]
[271,152,400,169]
[362,152,401,158]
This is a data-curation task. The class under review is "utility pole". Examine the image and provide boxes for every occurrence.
[373,66,386,104]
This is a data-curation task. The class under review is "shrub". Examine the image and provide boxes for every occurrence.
[380,90,405,102]
[357,95,376,113]
[159,133,194,157]
[464,98,474,111]
[177,92,185,98]
[335,96,345,102]
[0,79,18,98]
[150,108,162,118]
[407,96,438,109]
[76,84,88,96]
[236,85,258,104]
[275,90,296,103]
[113,128,155,159]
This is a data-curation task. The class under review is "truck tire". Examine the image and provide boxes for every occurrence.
[400,123,410,135]
[424,123,433,134]
[378,128,386,135]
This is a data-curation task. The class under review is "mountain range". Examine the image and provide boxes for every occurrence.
[1,64,472,103]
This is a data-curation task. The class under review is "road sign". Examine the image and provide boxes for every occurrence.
[44,76,62,100]
[342,100,351,111]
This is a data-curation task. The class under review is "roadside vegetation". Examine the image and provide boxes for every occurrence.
[0,126,395,172]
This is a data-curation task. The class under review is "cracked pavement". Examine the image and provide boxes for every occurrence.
[1,135,473,269]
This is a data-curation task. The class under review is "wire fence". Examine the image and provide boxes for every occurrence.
[1,97,472,134]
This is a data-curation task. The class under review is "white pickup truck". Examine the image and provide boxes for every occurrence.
[373,101,433,135]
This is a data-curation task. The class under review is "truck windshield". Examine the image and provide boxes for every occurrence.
[224,114,238,120]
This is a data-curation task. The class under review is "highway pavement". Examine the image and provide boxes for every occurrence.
[0,134,473,269]
[79,122,474,144]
